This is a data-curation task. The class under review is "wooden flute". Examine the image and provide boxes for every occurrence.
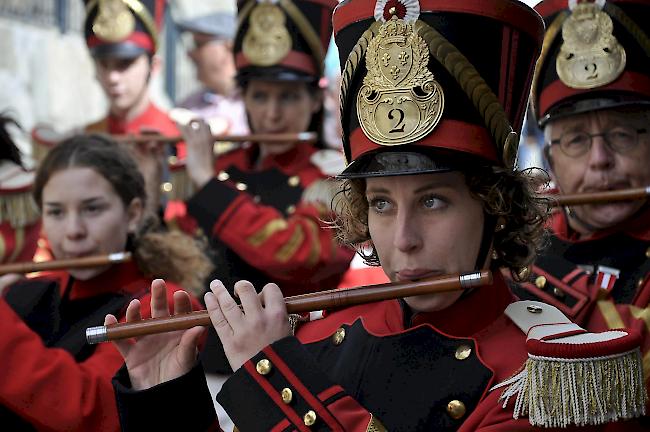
[0,252,132,275]
[86,270,492,344]
[111,131,317,145]
[546,186,650,207]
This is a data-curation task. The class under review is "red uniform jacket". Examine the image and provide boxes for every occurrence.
[87,101,180,139]
[0,260,200,432]
[167,143,355,296]
[112,273,648,431]
[511,208,650,416]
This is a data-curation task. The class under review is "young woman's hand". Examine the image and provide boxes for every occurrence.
[106,279,205,390]
[180,119,215,190]
[206,280,291,371]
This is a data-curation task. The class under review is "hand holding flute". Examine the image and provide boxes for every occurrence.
[103,271,490,391]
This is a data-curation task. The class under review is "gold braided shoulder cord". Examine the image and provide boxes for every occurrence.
[339,21,382,163]
[414,20,519,168]
[279,0,326,75]
[530,11,569,121]
[603,2,650,58]
[123,0,159,51]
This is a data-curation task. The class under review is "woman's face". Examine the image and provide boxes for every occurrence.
[366,172,485,313]
[42,167,142,280]
[243,80,321,153]
[94,54,154,117]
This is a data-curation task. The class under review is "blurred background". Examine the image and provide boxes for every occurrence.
[0,0,544,169]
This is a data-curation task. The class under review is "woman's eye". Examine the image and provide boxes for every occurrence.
[369,198,391,213]
[422,196,446,210]
[83,205,104,215]
[45,209,63,217]
[250,92,266,103]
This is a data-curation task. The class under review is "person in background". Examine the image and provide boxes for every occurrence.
[173,10,249,136]
[510,1,650,419]
[0,135,210,431]
[166,0,354,378]
[33,0,180,215]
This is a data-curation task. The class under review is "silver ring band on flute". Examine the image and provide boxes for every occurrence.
[0,252,132,275]
[86,270,492,344]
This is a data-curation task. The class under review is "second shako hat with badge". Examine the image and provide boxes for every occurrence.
[533,0,650,126]
[234,0,338,84]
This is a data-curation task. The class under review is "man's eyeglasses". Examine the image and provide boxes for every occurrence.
[549,126,648,157]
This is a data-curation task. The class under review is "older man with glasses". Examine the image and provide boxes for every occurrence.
[513,1,650,417]
[175,11,249,136]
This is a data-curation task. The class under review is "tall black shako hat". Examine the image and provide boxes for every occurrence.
[533,0,650,127]
[84,0,165,59]
[334,0,544,178]
[234,0,337,84]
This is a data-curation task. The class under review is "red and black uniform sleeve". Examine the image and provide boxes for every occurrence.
[114,363,221,432]
[217,336,376,431]
[0,280,198,431]
[187,178,354,295]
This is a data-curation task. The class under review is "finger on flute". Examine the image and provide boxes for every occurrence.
[86,270,491,344]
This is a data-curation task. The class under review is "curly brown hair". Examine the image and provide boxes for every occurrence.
[33,134,213,294]
[334,164,550,280]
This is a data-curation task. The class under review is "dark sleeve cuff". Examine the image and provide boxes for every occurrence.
[186,177,240,236]
[113,362,218,432]
[218,336,348,431]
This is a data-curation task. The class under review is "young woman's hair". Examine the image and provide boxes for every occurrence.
[0,114,23,166]
[334,158,550,279]
[33,134,212,293]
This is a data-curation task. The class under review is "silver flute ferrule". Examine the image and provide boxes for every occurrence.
[459,271,483,289]
[86,326,108,345]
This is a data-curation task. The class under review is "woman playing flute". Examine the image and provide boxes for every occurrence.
[111,0,647,430]
[161,0,355,394]
[0,135,211,431]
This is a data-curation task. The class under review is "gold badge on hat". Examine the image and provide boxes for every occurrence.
[556,2,626,89]
[243,2,292,67]
[92,0,135,43]
[357,16,444,146]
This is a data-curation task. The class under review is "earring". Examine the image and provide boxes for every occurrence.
[491,249,499,260]
[495,217,506,232]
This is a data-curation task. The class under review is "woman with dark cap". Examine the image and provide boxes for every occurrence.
[110,0,648,430]
[164,0,355,385]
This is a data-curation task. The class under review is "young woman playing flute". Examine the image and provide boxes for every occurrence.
[0,135,211,431]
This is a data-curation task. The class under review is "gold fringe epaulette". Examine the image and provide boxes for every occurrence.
[493,301,647,427]
[0,189,40,228]
[165,163,195,201]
